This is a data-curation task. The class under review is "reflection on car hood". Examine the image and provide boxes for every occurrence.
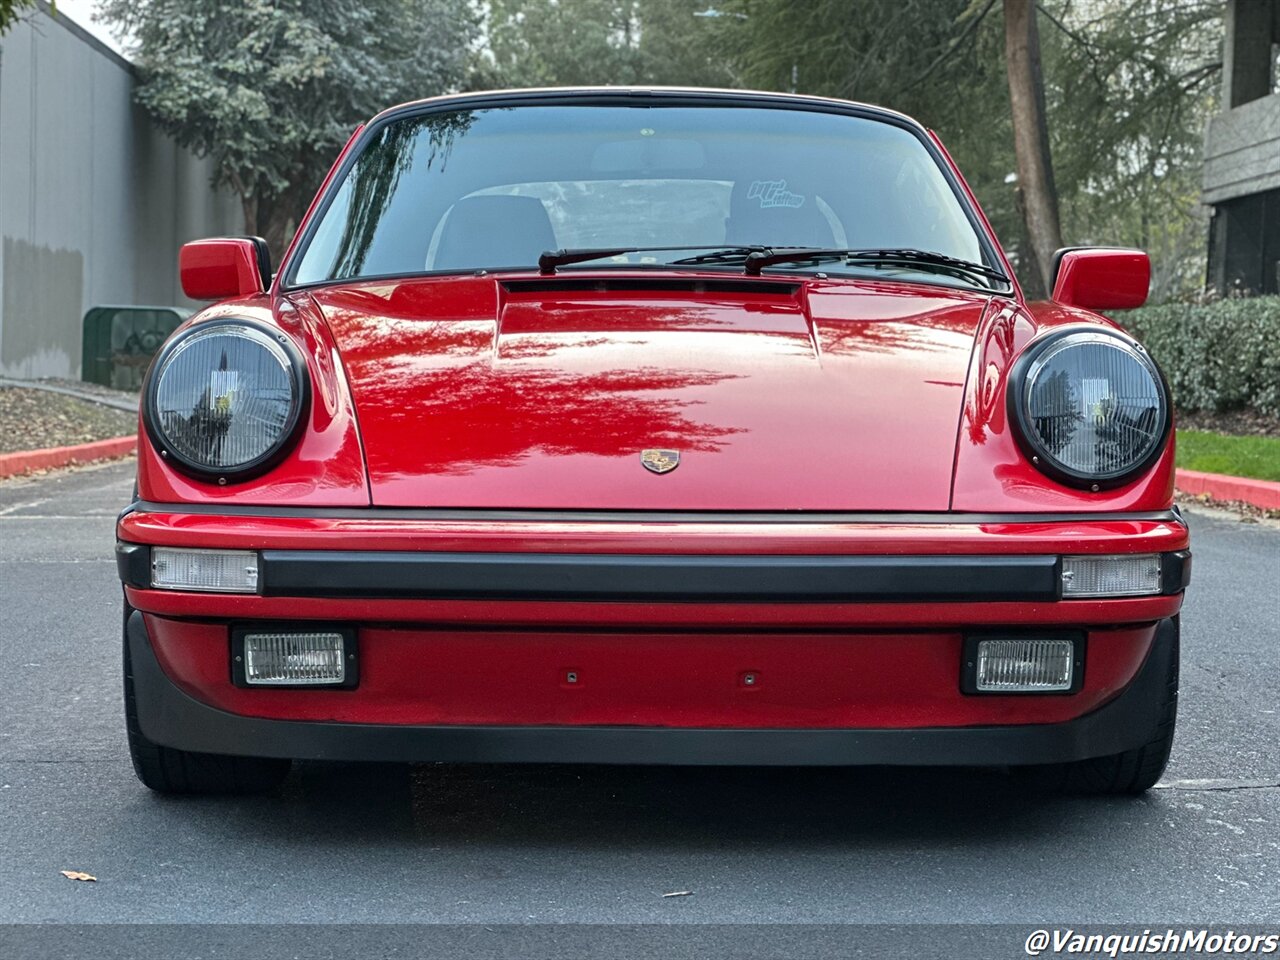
[306,274,992,510]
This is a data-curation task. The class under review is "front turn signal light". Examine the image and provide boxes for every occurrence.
[151,547,259,593]
[1061,554,1161,598]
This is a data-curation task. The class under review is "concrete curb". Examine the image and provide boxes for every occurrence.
[0,377,139,413]
[1176,468,1280,511]
[0,435,136,479]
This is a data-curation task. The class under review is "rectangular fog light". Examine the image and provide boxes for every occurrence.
[1061,554,1161,598]
[974,638,1076,693]
[151,547,259,593]
[236,630,353,687]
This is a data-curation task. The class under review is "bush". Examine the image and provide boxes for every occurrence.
[1118,296,1280,417]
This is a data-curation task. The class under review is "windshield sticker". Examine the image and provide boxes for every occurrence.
[747,180,805,209]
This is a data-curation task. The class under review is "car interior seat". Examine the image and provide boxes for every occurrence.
[433,195,558,270]
[723,179,837,248]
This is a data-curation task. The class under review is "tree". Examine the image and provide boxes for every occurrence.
[0,0,39,34]
[480,0,737,89]
[1038,0,1221,302]
[98,0,479,259]
[1004,0,1063,296]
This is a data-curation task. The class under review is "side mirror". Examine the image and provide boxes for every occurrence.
[179,237,272,300]
[1050,247,1150,310]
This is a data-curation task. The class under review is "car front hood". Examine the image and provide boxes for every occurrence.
[306,275,991,510]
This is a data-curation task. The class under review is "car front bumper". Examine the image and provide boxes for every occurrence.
[125,609,1180,766]
[117,504,1189,764]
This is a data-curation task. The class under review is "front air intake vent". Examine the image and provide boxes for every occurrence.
[501,277,800,296]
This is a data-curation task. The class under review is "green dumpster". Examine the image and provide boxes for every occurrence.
[81,306,191,390]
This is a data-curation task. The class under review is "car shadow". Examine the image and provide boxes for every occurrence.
[224,760,1140,852]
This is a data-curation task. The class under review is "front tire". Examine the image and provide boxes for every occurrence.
[1026,617,1179,795]
[123,604,291,795]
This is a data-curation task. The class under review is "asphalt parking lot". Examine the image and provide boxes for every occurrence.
[2,460,1279,953]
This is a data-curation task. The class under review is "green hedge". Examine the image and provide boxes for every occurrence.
[1119,296,1280,417]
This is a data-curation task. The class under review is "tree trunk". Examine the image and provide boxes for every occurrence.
[257,185,309,271]
[260,209,295,272]
[1004,0,1062,298]
[227,168,262,242]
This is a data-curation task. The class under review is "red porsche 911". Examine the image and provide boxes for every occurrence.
[117,88,1189,795]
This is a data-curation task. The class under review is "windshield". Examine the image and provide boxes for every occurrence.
[290,104,994,287]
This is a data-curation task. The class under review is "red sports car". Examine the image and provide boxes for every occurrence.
[117,88,1189,795]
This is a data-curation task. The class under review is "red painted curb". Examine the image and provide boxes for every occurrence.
[0,435,137,479]
[1176,468,1280,511]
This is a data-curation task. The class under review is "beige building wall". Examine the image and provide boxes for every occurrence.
[0,7,241,379]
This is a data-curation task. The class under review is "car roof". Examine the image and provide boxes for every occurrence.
[366,86,927,135]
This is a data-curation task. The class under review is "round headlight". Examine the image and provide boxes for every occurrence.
[1010,329,1170,488]
[144,319,308,480]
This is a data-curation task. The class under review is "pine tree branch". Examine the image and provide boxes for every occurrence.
[902,0,999,91]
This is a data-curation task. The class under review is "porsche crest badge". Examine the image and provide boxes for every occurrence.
[640,449,680,475]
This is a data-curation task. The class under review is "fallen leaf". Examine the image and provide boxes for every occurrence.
[60,871,96,882]
[662,890,693,898]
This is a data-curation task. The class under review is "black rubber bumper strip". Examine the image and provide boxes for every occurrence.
[118,543,1191,602]
[127,611,1178,766]
[257,551,1061,602]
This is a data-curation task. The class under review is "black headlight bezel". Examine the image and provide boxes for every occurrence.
[1007,327,1172,490]
[142,317,311,483]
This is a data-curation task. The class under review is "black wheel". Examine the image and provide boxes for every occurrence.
[1025,618,1179,795]
[123,604,291,795]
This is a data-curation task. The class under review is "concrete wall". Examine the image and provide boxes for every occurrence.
[0,7,240,379]
[1202,0,1280,206]
[1202,92,1280,206]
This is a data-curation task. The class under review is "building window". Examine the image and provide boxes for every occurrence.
[1208,187,1280,296]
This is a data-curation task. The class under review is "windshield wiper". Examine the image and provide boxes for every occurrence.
[845,249,1009,285]
[669,246,770,266]
[538,245,766,275]
[537,244,1009,288]
[742,247,1009,286]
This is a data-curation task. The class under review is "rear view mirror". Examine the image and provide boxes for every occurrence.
[1050,247,1149,311]
[179,237,271,300]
